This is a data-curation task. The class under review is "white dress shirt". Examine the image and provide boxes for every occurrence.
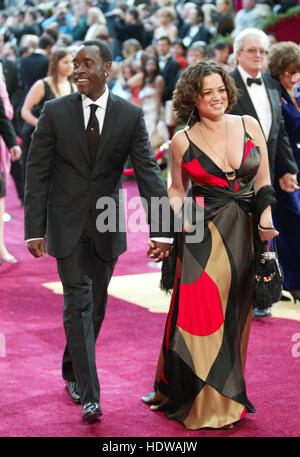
[81,84,109,131]
[238,65,272,141]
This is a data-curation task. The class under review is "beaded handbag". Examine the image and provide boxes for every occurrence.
[254,238,284,310]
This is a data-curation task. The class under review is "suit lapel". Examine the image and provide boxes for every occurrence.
[261,73,276,141]
[233,69,260,121]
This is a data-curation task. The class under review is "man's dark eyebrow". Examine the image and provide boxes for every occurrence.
[73,57,94,63]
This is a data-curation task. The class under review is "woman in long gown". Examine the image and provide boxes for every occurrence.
[143,61,278,429]
[268,42,300,303]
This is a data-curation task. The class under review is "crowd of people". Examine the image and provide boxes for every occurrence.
[0,0,299,428]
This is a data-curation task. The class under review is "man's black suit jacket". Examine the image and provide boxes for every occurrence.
[19,52,49,95]
[2,57,22,108]
[24,92,172,261]
[160,56,180,103]
[230,68,298,183]
[179,23,211,44]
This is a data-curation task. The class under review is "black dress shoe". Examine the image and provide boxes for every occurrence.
[82,402,103,423]
[65,381,80,404]
[253,307,272,318]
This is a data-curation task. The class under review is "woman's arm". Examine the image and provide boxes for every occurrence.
[168,130,190,212]
[21,79,45,127]
[244,115,278,241]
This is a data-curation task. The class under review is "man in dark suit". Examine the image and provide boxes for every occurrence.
[156,36,180,103]
[230,28,298,189]
[24,40,173,423]
[230,28,299,317]
[19,34,54,97]
[179,5,211,46]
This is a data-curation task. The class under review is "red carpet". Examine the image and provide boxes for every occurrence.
[0,178,300,438]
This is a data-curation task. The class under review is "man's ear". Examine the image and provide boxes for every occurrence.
[104,61,112,75]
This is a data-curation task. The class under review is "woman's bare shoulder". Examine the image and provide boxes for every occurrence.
[227,113,259,126]
[172,128,188,144]
[171,128,190,156]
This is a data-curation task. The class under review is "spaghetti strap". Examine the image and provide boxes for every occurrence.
[241,116,246,132]
[184,129,191,142]
[241,116,254,140]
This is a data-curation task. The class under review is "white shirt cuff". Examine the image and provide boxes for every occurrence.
[151,237,174,243]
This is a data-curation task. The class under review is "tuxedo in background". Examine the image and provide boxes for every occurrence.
[157,37,180,103]
[230,67,298,184]
[159,55,180,103]
[230,29,298,319]
[179,22,211,46]
[24,41,173,422]
[179,4,211,46]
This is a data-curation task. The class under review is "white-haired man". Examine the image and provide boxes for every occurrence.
[230,28,299,317]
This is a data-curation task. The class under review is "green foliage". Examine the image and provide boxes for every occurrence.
[258,5,300,30]
[210,6,300,46]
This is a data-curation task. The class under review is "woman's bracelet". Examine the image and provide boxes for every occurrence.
[258,223,275,231]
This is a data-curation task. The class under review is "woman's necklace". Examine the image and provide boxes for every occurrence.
[198,119,236,179]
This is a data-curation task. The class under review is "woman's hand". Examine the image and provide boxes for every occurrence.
[146,240,173,262]
[258,225,279,242]
[9,145,22,161]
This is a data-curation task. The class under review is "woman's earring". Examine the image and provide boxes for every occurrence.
[104,72,108,77]
[186,106,195,126]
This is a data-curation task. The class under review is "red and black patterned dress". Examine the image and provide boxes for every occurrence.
[152,118,261,429]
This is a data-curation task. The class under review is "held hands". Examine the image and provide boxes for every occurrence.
[26,239,46,258]
[279,173,299,193]
[9,145,22,161]
[146,240,173,262]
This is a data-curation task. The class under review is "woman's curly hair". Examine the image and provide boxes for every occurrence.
[172,60,237,126]
[268,41,300,80]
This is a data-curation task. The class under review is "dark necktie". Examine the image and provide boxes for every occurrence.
[247,77,262,87]
[86,104,99,161]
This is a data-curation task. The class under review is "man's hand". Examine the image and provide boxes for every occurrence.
[26,239,46,258]
[146,240,173,262]
[279,173,299,193]
[9,145,22,161]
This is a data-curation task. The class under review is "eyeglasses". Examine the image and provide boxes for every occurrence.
[284,70,300,77]
[241,48,268,56]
